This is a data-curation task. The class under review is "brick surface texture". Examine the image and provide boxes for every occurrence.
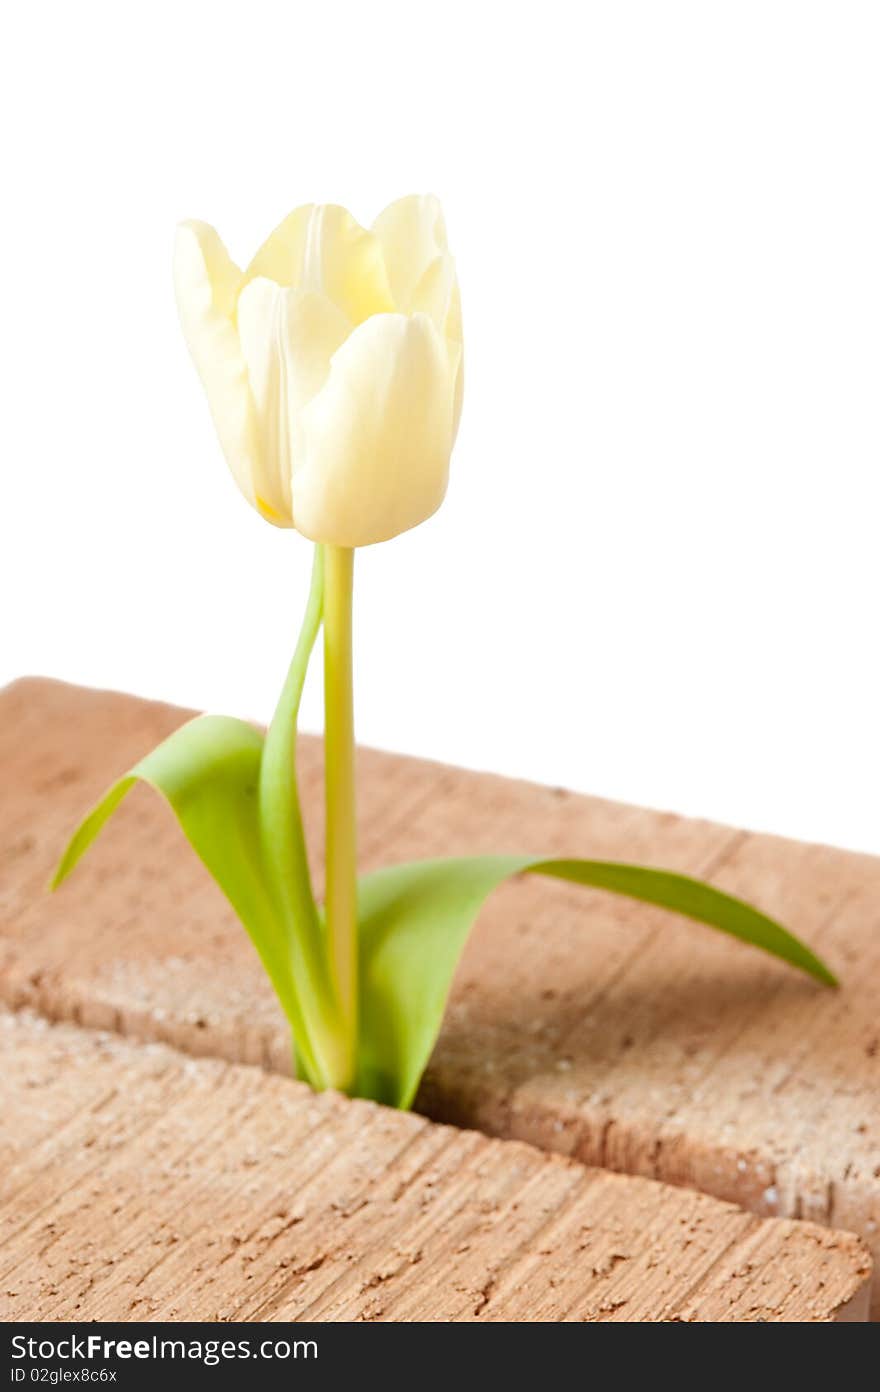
[1,679,877,1318]
[0,1012,871,1321]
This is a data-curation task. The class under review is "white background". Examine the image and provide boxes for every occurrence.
[2,2,878,853]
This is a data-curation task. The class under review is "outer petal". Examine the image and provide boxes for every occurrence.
[294,313,456,546]
[173,221,260,509]
[447,281,464,444]
[409,253,463,443]
[246,204,394,325]
[236,279,351,523]
[373,196,462,433]
[372,194,448,311]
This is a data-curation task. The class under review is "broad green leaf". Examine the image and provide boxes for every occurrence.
[51,713,316,1077]
[357,855,837,1108]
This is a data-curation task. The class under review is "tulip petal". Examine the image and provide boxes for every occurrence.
[237,279,351,523]
[373,197,462,433]
[173,221,260,510]
[245,204,313,286]
[246,204,394,325]
[295,312,454,547]
[447,281,464,443]
[372,195,449,313]
[412,259,464,445]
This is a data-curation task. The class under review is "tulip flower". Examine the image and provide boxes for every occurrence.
[174,196,464,1085]
[52,196,837,1109]
[173,197,463,548]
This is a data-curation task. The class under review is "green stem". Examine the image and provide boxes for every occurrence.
[323,544,358,1092]
[260,545,348,1092]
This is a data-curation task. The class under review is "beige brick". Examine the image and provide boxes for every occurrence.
[2,678,879,1312]
[0,1011,871,1321]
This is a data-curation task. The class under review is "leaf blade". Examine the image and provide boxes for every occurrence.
[259,544,325,966]
[531,859,837,987]
[357,854,836,1108]
[50,714,316,1073]
[258,545,353,1088]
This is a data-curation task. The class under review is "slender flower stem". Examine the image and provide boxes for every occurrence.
[322,544,358,1092]
[260,545,348,1092]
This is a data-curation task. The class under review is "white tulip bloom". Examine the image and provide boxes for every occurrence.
[173,197,462,547]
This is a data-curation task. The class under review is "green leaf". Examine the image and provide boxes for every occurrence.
[259,545,341,1087]
[50,545,352,1090]
[51,713,310,1071]
[257,543,350,1089]
[357,854,837,1108]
